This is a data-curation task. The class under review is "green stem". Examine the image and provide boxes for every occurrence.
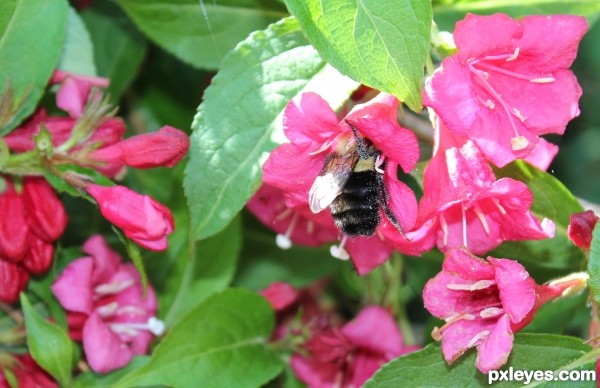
[383,254,417,346]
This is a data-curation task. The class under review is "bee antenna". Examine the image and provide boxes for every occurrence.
[344,120,370,159]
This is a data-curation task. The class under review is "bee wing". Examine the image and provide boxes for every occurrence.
[309,151,359,213]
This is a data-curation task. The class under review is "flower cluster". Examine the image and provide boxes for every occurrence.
[261,282,418,387]
[0,354,57,388]
[51,235,164,373]
[0,177,66,302]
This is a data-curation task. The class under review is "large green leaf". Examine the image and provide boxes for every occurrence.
[184,17,359,240]
[588,223,600,302]
[285,0,431,111]
[115,0,287,70]
[20,294,73,387]
[0,0,68,134]
[57,6,96,76]
[81,1,147,101]
[492,161,586,281]
[365,334,596,387]
[114,289,282,388]
[434,0,600,32]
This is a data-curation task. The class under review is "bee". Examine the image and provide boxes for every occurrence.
[309,121,403,237]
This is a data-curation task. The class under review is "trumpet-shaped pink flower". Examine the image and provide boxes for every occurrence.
[263,92,421,274]
[424,13,587,167]
[86,184,174,251]
[417,124,554,254]
[89,126,190,169]
[291,306,418,387]
[423,248,569,373]
[51,235,165,373]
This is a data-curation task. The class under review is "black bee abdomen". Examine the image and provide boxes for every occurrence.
[330,171,380,236]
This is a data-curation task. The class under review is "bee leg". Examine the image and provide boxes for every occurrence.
[376,169,408,239]
[344,120,373,159]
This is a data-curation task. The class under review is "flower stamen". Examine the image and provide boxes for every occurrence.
[473,203,490,235]
[432,312,476,341]
[330,235,350,260]
[447,279,496,291]
[276,212,299,250]
[467,330,491,348]
[94,279,135,295]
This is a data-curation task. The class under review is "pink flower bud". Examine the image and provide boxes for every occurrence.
[22,237,54,275]
[0,354,57,388]
[568,210,599,250]
[22,178,67,243]
[260,282,299,311]
[86,184,174,251]
[0,260,29,303]
[51,70,109,118]
[0,184,29,262]
[90,126,189,169]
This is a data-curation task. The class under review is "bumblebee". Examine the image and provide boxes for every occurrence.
[309,121,403,237]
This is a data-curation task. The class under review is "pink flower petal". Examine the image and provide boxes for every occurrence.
[341,306,404,358]
[283,92,340,146]
[475,314,514,373]
[82,312,133,373]
[488,258,536,323]
[523,138,559,171]
[346,236,393,276]
[290,354,338,388]
[51,258,94,314]
[443,248,495,280]
[441,318,496,365]
[260,282,299,311]
[82,235,121,285]
[384,163,417,232]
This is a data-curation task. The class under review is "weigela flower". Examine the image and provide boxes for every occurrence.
[247,184,339,250]
[0,354,57,388]
[89,125,190,169]
[51,235,165,373]
[291,306,418,387]
[568,210,599,250]
[51,70,110,118]
[423,13,587,167]
[417,124,554,255]
[0,177,67,302]
[262,92,420,274]
[423,248,571,373]
[85,184,174,251]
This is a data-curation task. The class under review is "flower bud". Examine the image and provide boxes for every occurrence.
[568,210,599,250]
[0,184,29,262]
[0,260,29,303]
[90,126,189,169]
[86,184,174,251]
[22,178,67,243]
[22,237,54,275]
[260,282,299,311]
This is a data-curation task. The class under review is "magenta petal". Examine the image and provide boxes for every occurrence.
[454,13,522,62]
[476,314,514,373]
[51,258,94,314]
[83,313,133,373]
[384,163,417,231]
[348,351,388,388]
[82,235,120,284]
[341,306,403,358]
[488,258,536,323]
[55,77,89,118]
[346,236,392,275]
[290,354,338,388]
[443,248,495,280]
[523,138,558,171]
[441,318,496,365]
[283,93,340,146]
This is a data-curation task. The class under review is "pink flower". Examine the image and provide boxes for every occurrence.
[423,248,567,373]
[423,14,587,167]
[291,306,418,387]
[89,126,190,169]
[247,184,339,249]
[263,92,420,274]
[568,210,599,250]
[260,282,300,311]
[51,235,164,373]
[85,184,174,251]
[0,354,57,388]
[51,70,109,118]
[417,124,554,255]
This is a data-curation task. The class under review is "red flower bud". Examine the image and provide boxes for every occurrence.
[568,210,599,250]
[90,126,189,169]
[0,260,29,303]
[22,237,55,275]
[260,282,299,311]
[0,184,29,262]
[22,178,67,242]
[86,184,174,251]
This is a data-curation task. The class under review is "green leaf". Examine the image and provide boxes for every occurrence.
[159,216,242,326]
[522,293,588,335]
[285,0,431,111]
[434,0,600,32]
[113,227,148,292]
[0,0,68,134]
[115,0,287,70]
[81,1,147,101]
[365,334,595,387]
[184,16,359,240]
[115,289,283,388]
[20,293,73,387]
[492,161,586,281]
[58,6,97,76]
[588,222,600,302]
